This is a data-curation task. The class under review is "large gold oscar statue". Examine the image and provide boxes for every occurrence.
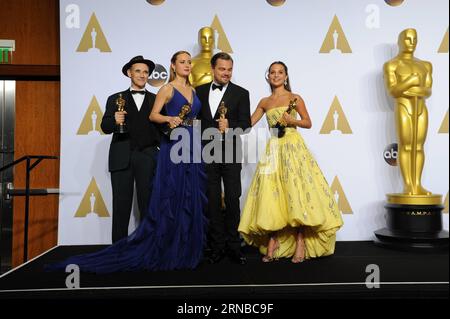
[383,28,441,205]
[375,29,448,250]
[189,26,215,87]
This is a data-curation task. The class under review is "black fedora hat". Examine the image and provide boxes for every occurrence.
[122,55,156,76]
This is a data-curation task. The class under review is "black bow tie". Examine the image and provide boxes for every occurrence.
[212,84,223,91]
[131,90,145,95]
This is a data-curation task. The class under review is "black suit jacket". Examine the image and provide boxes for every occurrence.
[196,82,251,163]
[101,89,160,172]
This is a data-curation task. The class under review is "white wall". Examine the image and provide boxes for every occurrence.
[58,0,449,244]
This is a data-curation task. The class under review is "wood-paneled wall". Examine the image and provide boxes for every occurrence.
[0,0,60,266]
[13,81,60,265]
[0,0,59,65]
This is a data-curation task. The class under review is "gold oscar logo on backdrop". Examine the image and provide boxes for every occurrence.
[320,15,352,54]
[438,28,449,53]
[438,110,449,134]
[77,13,111,52]
[384,0,405,6]
[211,15,233,53]
[146,0,165,5]
[77,96,105,135]
[444,192,449,214]
[330,176,353,214]
[75,178,109,217]
[319,96,353,134]
[266,0,286,6]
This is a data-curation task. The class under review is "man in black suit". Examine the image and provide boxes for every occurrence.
[196,52,251,264]
[101,56,160,243]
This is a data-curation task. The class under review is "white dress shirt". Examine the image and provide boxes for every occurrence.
[208,82,228,118]
[130,88,146,111]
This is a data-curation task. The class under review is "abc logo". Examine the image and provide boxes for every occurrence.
[148,64,168,87]
[383,143,398,166]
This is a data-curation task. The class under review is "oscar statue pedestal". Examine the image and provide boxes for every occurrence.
[374,194,449,251]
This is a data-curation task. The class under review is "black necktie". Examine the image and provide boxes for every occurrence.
[212,84,223,91]
[131,90,145,95]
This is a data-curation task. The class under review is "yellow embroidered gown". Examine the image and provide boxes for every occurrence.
[238,107,343,260]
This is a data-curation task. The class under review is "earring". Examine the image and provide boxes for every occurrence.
[284,79,288,85]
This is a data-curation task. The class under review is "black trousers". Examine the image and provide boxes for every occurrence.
[110,146,158,243]
[205,162,242,253]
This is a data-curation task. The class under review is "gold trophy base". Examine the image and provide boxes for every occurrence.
[386,193,442,206]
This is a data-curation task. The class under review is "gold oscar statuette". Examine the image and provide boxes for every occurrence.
[169,104,192,129]
[189,27,215,88]
[274,98,297,138]
[383,28,441,206]
[374,29,448,251]
[115,93,128,134]
[218,101,228,134]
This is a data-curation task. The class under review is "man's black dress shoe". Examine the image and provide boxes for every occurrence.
[208,250,225,264]
[228,250,247,265]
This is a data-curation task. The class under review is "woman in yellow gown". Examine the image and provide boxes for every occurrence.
[238,62,343,263]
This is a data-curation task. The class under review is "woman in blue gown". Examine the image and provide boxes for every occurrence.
[47,51,207,273]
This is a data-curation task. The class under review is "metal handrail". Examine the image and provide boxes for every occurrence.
[0,155,58,262]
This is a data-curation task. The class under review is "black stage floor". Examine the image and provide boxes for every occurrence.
[0,241,448,302]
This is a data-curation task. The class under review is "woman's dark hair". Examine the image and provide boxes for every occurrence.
[267,61,291,92]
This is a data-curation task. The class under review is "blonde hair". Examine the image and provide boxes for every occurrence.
[169,50,192,86]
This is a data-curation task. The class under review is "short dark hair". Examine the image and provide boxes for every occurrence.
[211,52,233,67]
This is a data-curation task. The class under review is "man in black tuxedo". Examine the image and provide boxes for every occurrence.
[196,52,251,264]
[101,56,160,243]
